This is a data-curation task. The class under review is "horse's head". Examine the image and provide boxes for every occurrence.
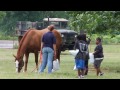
[13,55,24,73]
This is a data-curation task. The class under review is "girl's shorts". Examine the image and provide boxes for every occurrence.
[75,59,85,69]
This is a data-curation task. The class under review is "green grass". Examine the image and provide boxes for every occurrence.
[0,45,120,79]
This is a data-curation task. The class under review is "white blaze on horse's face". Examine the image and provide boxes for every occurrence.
[15,60,19,72]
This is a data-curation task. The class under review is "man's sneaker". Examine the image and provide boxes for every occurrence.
[99,72,104,76]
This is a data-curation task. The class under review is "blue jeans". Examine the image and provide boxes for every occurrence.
[39,47,54,73]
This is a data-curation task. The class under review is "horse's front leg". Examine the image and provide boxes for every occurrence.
[24,52,29,72]
[34,52,38,72]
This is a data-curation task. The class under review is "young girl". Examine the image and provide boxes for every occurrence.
[74,34,88,78]
[93,37,104,76]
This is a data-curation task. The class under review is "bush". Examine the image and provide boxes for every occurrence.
[102,35,111,44]
[89,34,120,45]
[0,34,17,40]
[90,34,98,44]
[115,35,120,43]
[110,37,118,44]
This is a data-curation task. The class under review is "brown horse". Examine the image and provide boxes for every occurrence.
[13,28,62,73]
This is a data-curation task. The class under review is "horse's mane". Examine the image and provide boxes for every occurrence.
[17,29,32,56]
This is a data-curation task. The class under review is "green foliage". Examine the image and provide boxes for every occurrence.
[0,32,17,40]
[102,35,111,44]
[115,35,120,43]
[0,35,17,40]
[67,11,120,36]
[1,11,120,38]
[90,34,120,45]
[110,37,118,44]
[0,11,6,21]
[0,11,68,35]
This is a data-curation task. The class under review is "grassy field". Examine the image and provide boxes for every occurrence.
[0,45,120,79]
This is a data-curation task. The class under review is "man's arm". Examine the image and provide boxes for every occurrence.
[40,42,43,54]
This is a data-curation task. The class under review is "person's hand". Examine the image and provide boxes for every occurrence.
[39,51,42,63]
[93,52,95,55]
[40,50,42,54]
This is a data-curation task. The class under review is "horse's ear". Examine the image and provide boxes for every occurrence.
[13,54,17,59]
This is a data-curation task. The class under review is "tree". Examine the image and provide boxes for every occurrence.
[67,11,120,37]
[0,11,68,35]
[0,11,6,22]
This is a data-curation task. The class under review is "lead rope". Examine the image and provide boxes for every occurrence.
[31,48,58,73]
[31,51,42,73]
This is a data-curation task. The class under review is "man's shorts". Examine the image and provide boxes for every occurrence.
[75,59,85,69]
[94,59,103,68]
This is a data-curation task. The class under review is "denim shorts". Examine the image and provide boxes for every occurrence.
[75,59,85,69]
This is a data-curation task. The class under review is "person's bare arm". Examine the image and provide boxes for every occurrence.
[40,42,43,54]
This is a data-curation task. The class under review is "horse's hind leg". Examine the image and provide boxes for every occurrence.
[34,52,38,72]
[24,52,29,72]
[57,45,61,64]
